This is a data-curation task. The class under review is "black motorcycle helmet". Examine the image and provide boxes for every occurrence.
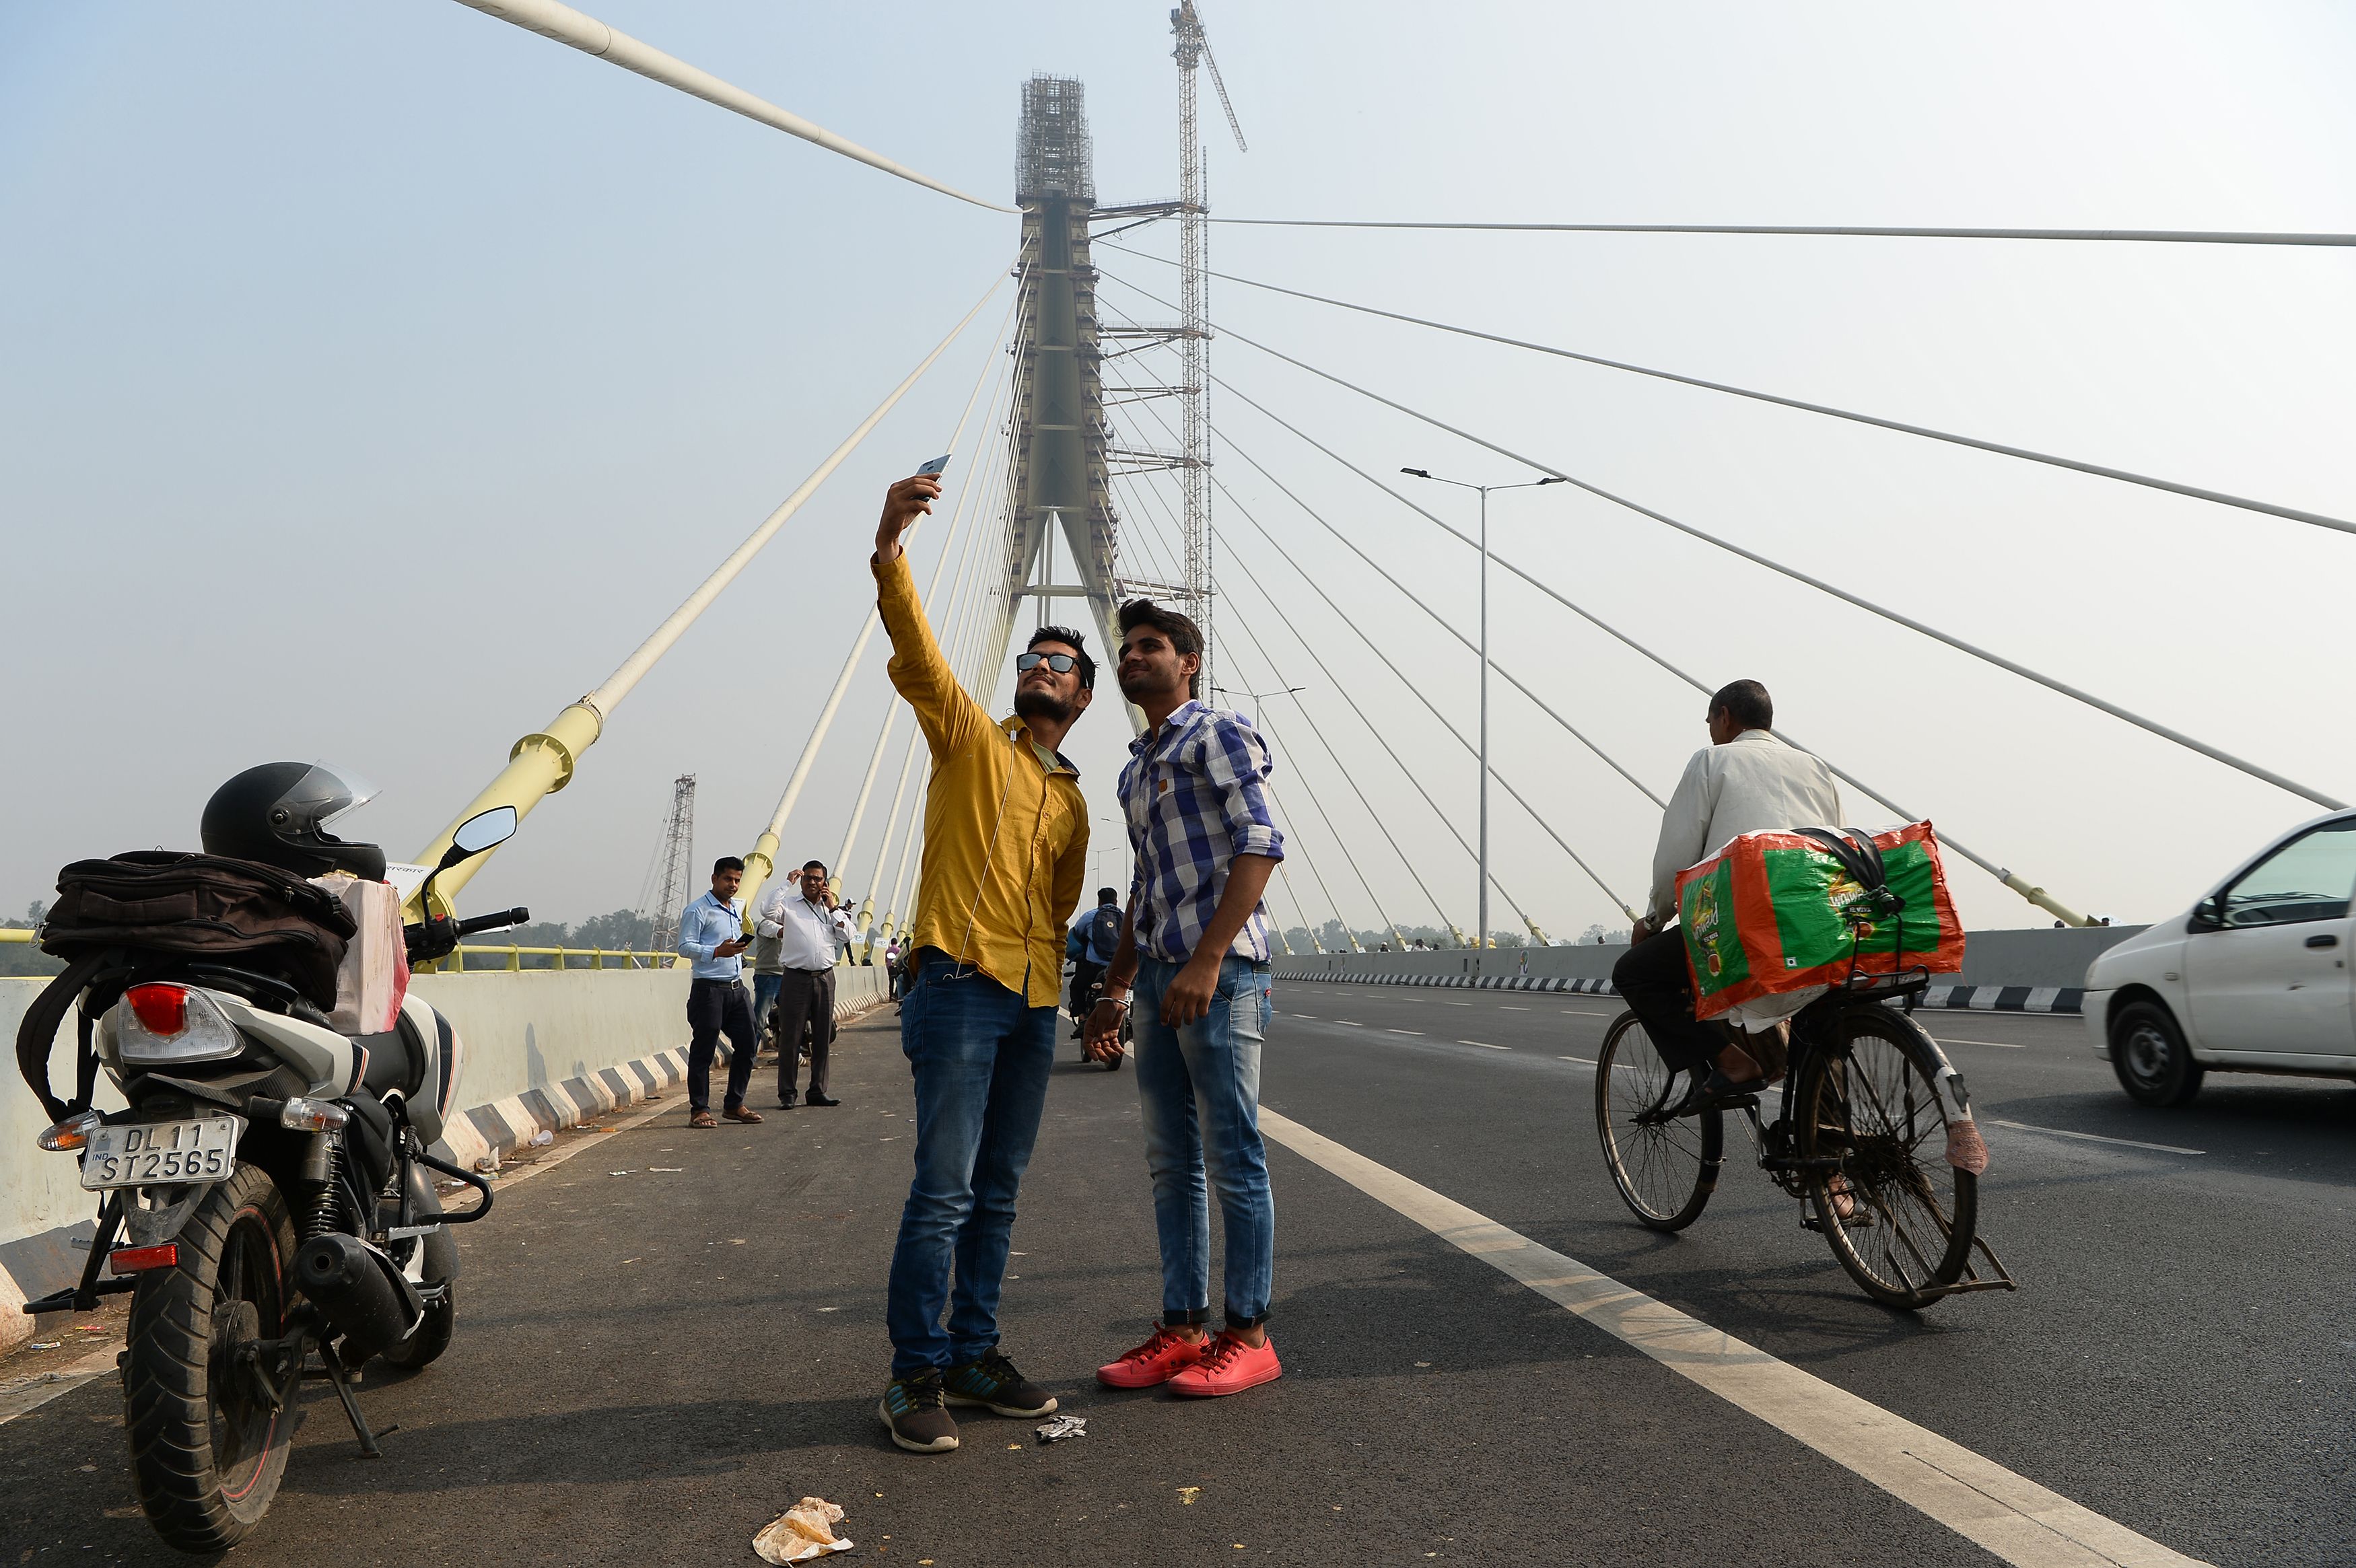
[201,762,388,881]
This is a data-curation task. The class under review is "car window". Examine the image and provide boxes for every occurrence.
[2219,819,2356,927]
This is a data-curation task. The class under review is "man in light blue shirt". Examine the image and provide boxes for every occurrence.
[675,857,763,1129]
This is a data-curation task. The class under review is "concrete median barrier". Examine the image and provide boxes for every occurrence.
[0,966,891,1349]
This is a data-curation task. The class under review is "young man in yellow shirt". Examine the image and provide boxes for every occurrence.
[869,473,1095,1454]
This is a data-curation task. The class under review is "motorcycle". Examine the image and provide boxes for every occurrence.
[18,804,526,1553]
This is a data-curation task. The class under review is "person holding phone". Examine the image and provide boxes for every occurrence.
[870,470,1095,1454]
[674,857,763,1129]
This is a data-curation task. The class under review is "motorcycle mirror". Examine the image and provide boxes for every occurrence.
[442,805,520,867]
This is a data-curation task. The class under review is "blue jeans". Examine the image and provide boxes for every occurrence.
[751,971,783,1034]
[1132,955,1276,1328]
[885,950,1058,1375]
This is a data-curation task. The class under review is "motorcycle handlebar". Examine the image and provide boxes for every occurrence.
[454,907,530,937]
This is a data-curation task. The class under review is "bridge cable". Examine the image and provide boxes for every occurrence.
[1098,240,2356,541]
[1204,372,2098,923]
[1101,354,1564,938]
[1212,494,1624,931]
[1100,273,2348,820]
[448,0,1012,212]
[831,303,1019,923]
[414,266,1006,908]
[1099,316,1640,927]
[1216,588,1459,945]
[874,353,1018,945]
[743,270,1025,904]
[1206,217,2356,249]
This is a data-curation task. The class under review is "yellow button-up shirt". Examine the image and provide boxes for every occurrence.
[874,550,1088,1008]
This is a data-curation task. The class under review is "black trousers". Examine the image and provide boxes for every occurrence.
[1069,959,1104,1030]
[773,966,836,1101]
[686,978,757,1112]
[1611,927,1726,1075]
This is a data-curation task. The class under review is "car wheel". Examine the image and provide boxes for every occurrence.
[2109,1000,2203,1106]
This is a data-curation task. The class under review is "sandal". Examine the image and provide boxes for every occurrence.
[690,1109,718,1129]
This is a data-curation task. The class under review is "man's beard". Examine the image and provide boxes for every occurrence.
[1014,686,1074,725]
[1117,665,1182,705]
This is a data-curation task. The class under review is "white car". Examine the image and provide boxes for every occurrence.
[2085,809,2356,1104]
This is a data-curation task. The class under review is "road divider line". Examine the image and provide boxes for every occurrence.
[1987,1119,2204,1156]
[1259,1107,2211,1568]
[1457,1040,1509,1050]
[1939,1037,2029,1049]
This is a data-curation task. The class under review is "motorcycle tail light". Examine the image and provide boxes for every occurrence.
[278,1098,349,1132]
[37,1109,105,1152]
[126,984,188,1036]
[108,1244,179,1275]
[116,985,242,1066]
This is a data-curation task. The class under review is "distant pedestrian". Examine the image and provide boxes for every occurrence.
[885,938,905,1000]
[1088,598,1286,1399]
[757,859,852,1108]
[675,857,763,1129]
[1065,888,1123,1040]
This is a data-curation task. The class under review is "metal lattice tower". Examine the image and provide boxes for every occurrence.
[644,773,697,958]
[1004,77,1129,694]
[1172,3,1213,692]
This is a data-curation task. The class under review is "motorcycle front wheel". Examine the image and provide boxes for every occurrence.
[123,1162,298,1553]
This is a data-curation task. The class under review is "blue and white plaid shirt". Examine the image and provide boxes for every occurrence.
[1119,700,1286,964]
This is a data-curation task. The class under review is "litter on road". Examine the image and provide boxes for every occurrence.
[752,1496,854,1563]
[1036,1415,1088,1443]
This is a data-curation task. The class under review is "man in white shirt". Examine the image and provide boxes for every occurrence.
[757,859,854,1108]
[1613,680,1841,1099]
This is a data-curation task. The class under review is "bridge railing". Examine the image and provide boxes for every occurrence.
[448,944,681,972]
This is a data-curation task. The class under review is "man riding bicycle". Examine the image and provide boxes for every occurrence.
[1612,680,1840,1102]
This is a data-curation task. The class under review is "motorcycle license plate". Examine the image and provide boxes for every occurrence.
[79,1115,243,1190]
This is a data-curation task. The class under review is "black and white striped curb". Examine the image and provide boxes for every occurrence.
[1282,971,1618,995]
[1278,972,2084,1014]
[1917,985,2084,1015]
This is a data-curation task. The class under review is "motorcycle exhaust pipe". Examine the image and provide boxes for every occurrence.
[295,1232,423,1361]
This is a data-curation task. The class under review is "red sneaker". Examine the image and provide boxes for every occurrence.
[1095,1326,1208,1389]
[1165,1330,1282,1398]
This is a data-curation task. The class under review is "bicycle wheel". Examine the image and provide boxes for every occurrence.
[1594,1011,1722,1230]
[1796,1005,1977,1309]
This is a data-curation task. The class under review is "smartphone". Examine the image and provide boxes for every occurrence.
[917,454,952,476]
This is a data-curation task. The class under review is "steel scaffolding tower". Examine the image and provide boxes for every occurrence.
[1004,77,1127,692]
[643,773,697,958]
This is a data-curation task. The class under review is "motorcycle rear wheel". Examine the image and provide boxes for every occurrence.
[123,1163,298,1553]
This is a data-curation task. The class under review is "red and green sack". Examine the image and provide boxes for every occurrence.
[1675,820,1964,1022]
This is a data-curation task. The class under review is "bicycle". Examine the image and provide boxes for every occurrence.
[1593,966,2016,1310]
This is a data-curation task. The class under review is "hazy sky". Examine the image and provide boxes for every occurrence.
[6,2,2354,941]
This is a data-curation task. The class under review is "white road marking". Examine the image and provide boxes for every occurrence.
[1987,1119,2205,1156]
[1387,1029,1425,1036]
[1559,1055,1596,1065]
[1442,1001,1471,1007]
[1560,1009,1614,1016]
[1259,1108,2211,1568]
[1291,1012,1317,1019]
[1500,1005,1531,1011]
[1458,1040,1509,1050]
[1336,1021,1362,1027]
[0,1343,120,1426]
[1939,1037,2028,1049]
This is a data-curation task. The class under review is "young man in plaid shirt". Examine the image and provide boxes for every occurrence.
[1084,600,1287,1397]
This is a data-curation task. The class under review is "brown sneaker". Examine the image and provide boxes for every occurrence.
[689,1109,718,1129]
[723,1106,765,1125]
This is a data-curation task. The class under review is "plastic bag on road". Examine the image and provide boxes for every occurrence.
[753,1497,854,1563]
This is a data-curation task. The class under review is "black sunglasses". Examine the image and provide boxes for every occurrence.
[1016,651,1077,674]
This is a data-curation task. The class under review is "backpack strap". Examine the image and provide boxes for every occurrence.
[16,951,112,1122]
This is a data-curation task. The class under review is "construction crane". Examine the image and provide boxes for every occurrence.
[1170,2,1246,694]
[639,773,697,965]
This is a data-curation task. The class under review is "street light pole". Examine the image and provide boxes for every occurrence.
[1402,468,1566,973]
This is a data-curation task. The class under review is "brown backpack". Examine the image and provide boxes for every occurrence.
[40,851,358,1008]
